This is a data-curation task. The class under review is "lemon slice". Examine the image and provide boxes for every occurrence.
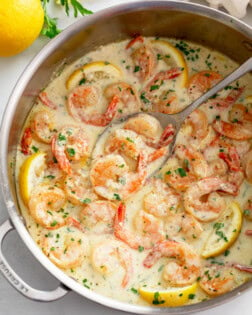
[244,95,252,105]
[139,282,198,307]
[66,61,123,90]
[201,202,242,258]
[19,152,46,205]
[151,39,189,87]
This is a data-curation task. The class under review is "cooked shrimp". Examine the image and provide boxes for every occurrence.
[90,153,147,201]
[233,263,252,273]
[51,126,89,175]
[188,71,222,100]
[91,240,133,287]
[244,150,252,183]
[175,145,210,178]
[206,87,244,111]
[42,226,87,269]
[32,110,55,144]
[21,127,32,155]
[212,119,252,140]
[165,167,197,192]
[64,170,98,205]
[143,179,180,217]
[184,177,237,222]
[38,91,57,110]
[184,109,209,140]
[104,82,141,114]
[67,85,119,126]
[243,199,252,221]
[229,103,252,123]
[143,240,201,286]
[124,113,163,142]
[28,185,66,229]
[114,203,164,250]
[79,200,117,233]
[104,129,146,160]
[164,213,203,241]
[129,38,157,82]
[245,230,252,236]
[199,266,237,296]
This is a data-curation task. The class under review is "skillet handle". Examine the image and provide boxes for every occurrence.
[0,219,69,301]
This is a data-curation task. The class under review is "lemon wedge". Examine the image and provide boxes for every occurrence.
[66,61,123,90]
[151,39,189,87]
[19,152,46,205]
[139,282,198,307]
[201,202,242,258]
[244,95,252,105]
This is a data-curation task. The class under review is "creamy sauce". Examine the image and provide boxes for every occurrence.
[15,37,252,306]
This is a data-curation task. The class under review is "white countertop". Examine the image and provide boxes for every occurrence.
[0,1,251,314]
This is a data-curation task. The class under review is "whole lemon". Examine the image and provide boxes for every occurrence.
[0,0,44,57]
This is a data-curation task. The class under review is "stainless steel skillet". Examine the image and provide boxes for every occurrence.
[0,1,252,314]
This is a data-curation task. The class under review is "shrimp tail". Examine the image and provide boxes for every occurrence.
[148,147,167,163]
[219,146,242,172]
[51,135,72,175]
[21,127,32,155]
[39,91,57,110]
[233,263,252,273]
[126,35,144,49]
[245,229,252,236]
[158,124,175,147]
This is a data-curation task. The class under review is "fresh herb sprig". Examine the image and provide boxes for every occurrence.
[41,0,93,38]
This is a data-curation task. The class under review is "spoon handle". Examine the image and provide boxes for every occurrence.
[179,57,252,120]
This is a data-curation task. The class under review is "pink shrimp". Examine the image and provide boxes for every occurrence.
[143,240,201,286]
[114,203,164,250]
[67,85,119,126]
[184,109,209,140]
[184,177,238,222]
[90,153,147,201]
[208,87,244,110]
[233,263,252,273]
[188,71,222,101]
[32,110,55,144]
[21,127,32,155]
[38,91,57,110]
[229,103,252,122]
[51,126,89,175]
[212,119,252,140]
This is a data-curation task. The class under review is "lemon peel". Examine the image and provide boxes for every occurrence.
[139,282,198,307]
[201,202,242,258]
[66,61,123,90]
[151,39,189,88]
[19,152,46,205]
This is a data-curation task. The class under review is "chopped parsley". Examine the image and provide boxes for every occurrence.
[32,145,39,153]
[175,168,187,177]
[134,65,141,72]
[67,147,75,157]
[82,198,91,204]
[113,193,121,201]
[138,245,144,252]
[152,292,165,305]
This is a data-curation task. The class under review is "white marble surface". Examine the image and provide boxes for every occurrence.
[0,1,251,314]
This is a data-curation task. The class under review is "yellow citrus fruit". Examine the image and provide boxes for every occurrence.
[244,95,252,105]
[66,61,123,90]
[19,152,46,205]
[201,202,242,258]
[151,39,189,88]
[0,0,44,57]
[139,282,198,307]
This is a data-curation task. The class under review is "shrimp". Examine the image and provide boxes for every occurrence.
[165,168,197,192]
[90,153,147,201]
[175,145,210,178]
[64,170,98,205]
[143,179,180,217]
[79,200,117,233]
[21,127,32,155]
[143,240,201,286]
[206,87,244,111]
[229,104,252,123]
[199,266,237,296]
[212,119,252,140]
[28,185,66,229]
[32,110,55,144]
[183,177,237,222]
[245,230,252,236]
[104,82,141,114]
[243,199,252,221]
[188,71,222,100]
[244,150,252,183]
[67,85,119,126]
[184,109,209,141]
[42,226,87,269]
[38,91,57,110]
[114,203,164,250]
[91,240,133,287]
[51,126,89,175]
[164,213,203,241]
[128,36,157,82]
[104,129,146,160]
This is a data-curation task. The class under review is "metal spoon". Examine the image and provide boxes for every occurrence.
[93,57,252,169]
